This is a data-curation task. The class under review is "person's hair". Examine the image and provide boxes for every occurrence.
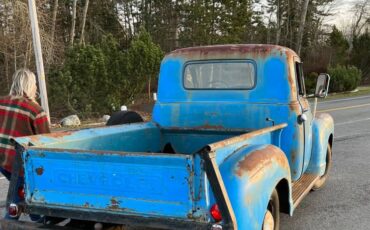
[9,68,37,100]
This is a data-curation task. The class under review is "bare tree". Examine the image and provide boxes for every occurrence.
[296,0,310,55]
[351,0,369,38]
[48,0,58,64]
[276,0,282,44]
[80,0,89,45]
[70,0,77,45]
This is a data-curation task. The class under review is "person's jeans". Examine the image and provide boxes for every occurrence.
[0,167,40,221]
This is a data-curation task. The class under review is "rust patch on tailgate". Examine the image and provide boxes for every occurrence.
[28,131,74,144]
[46,131,74,138]
[35,167,44,175]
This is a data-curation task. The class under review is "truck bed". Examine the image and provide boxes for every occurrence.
[19,122,247,154]
[12,122,285,229]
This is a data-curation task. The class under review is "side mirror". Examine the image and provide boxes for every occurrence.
[315,73,330,98]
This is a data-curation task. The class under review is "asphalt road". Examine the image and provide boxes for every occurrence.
[1,95,370,229]
[281,95,370,230]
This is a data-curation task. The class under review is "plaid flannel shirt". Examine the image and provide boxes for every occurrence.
[0,96,50,173]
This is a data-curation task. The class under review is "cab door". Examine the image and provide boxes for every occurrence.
[295,61,313,173]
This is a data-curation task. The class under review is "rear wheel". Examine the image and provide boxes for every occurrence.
[312,144,332,190]
[262,189,280,230]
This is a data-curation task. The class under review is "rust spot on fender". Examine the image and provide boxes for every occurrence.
[316,113,334,126]
[235,145,289,181]
[245,194,254,205]
[290,149,298,165]
[35,167,44,175]
[291,150,297,163]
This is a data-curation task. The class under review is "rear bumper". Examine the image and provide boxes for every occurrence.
[2,205,217,230]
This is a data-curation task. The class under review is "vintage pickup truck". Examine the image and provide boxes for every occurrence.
[2,44,334,230]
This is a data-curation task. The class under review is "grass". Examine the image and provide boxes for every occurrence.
[323,85,370,101]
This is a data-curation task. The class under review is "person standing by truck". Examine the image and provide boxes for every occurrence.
[0,68,50,220]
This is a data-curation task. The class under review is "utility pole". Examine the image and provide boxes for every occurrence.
[28,0,50,122]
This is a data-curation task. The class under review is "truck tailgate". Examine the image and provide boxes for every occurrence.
[22,148,205,220]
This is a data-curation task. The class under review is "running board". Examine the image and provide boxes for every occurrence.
[292,173,320,208]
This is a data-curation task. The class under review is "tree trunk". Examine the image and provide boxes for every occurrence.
[49,0,59,63]
[25,41,32,67]
[350,1,367,52]
[124,1,133,38]
[3,2,10,91]
[173,0,179,49]
[267,10,274,44]
[70,0,77,45]
[13,31,17,71]
[148,76,151,100]
[12,1,17,72]
[288,0,293,48]
[80,0,89,45]
[129,3,135,34]
[275,0,281,44]
[5,53,10,91]
[296,0,310,55]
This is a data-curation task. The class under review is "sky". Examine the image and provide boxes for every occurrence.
[326,0,367,31]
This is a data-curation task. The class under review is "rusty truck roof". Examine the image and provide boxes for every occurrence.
[167,44,298,60]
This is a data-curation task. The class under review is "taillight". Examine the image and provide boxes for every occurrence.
[8,203,19,218]
[210,204,222,222]
[18,186,25,200]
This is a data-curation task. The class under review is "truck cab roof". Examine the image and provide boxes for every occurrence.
[167,44,298,61]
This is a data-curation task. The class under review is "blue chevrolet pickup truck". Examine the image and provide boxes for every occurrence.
[1,44,334,230]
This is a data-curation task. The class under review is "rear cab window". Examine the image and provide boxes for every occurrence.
[183,60,256,89]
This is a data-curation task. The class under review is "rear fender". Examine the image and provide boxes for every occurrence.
[307,113,334,175]
[219,144,293,229]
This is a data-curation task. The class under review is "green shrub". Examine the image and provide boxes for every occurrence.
[328,65,362,93]
[305,72,318,95]
[126,28,163,103]
[351,32,370,82]
[48,45,108,118]
[48,30,163,118]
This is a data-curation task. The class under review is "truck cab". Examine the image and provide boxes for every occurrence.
[2,44,334,230]
[154,45,333,181]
